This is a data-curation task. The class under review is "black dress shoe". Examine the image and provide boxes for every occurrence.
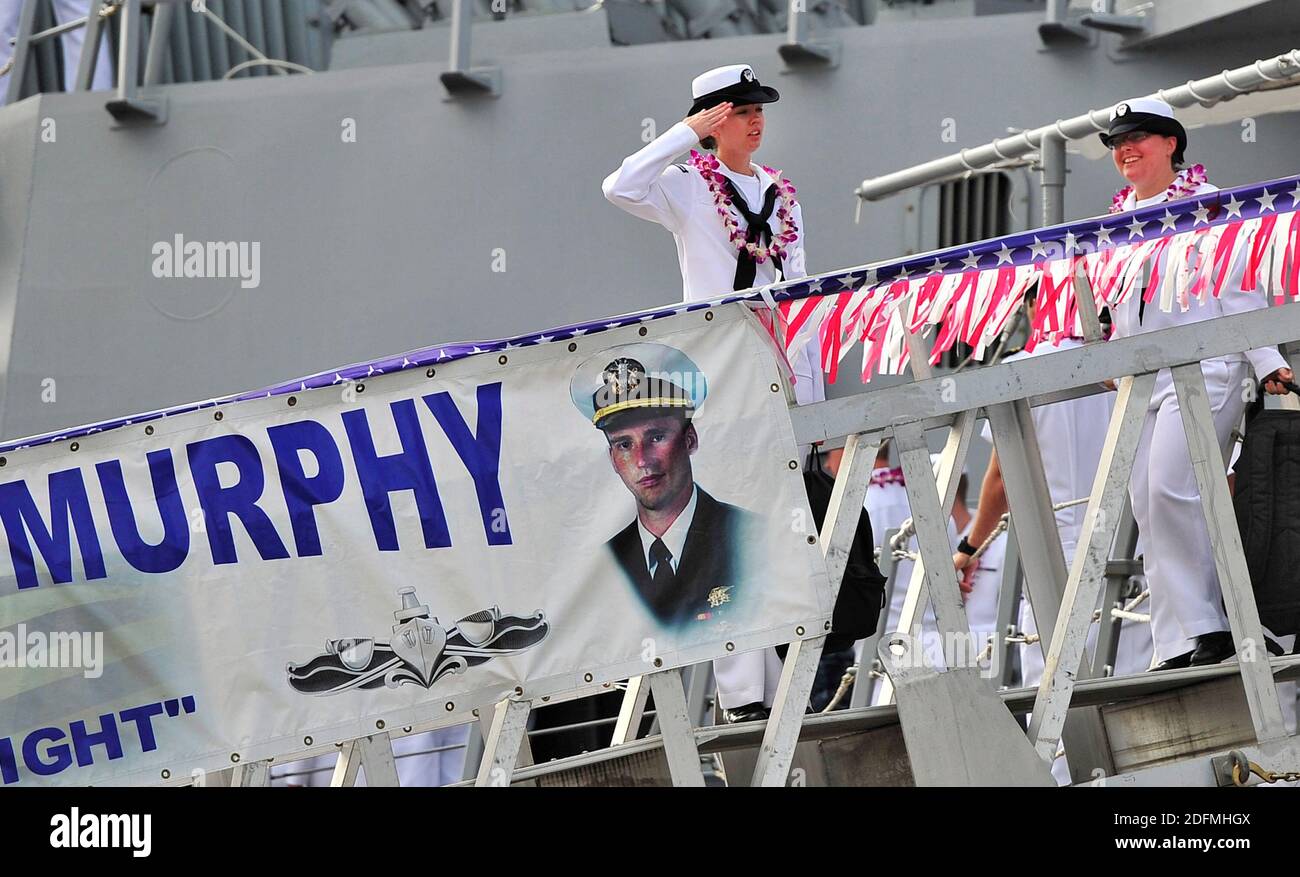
[1190,631,1236,666]
[723,702,770,724]
[1149,650,1194,672]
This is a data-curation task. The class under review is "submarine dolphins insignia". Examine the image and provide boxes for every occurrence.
[286,587,549,695]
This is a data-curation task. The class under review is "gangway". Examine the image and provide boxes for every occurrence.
[2,164,1299,787]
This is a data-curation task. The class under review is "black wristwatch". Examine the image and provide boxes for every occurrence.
[957,536,977,557]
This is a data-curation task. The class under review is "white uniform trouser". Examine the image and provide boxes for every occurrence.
[1019,543,1156,785]
[713,647,786,709]
[1019,572,1155,689]
[1130,358,1247,665]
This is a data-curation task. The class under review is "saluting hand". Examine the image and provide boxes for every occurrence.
[685,102,732,142]
[1263,367,1295,396]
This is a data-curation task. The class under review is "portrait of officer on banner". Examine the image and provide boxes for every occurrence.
[571,343,761,629]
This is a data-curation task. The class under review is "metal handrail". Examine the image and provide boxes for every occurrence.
[855,48,1300,202]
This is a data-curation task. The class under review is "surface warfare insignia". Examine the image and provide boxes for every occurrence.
[286,587,549,695]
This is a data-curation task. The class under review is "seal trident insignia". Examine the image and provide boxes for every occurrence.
[287,588,550,696]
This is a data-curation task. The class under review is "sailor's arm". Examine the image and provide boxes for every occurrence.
[601,104,731,233]
[951,450,1008,595]
[1214,255,1290,382]
[600,123,701,232]
[784,202,826,404]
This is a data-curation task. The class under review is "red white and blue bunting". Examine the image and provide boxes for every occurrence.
[775,173,1300,381]
[6,174,1299,456]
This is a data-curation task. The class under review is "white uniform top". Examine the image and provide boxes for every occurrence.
[1109,182,1288,382]
[980,338,1114,552]
[864,468,918,636]
[863,467,955,635]
[602,121,825,404]
[864,466,955,701]
[977,340,1154,685]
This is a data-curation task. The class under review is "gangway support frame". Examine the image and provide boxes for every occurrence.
[751,431,876,786]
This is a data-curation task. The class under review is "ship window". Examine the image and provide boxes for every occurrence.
[934,172,1014,368]
[936,172,1014,250]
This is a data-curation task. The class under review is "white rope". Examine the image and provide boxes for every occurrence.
[1119,588,1149,613]
[223,58,315,79]
[891,494,1094,557]
[192,0,295,77]
[975,586,1151,663]
[975,633,1003,664]
[821,665,856,712]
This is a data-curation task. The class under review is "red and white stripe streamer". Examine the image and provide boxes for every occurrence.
[773,206,1300,382]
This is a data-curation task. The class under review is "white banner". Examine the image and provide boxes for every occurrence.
[0,305,830,785]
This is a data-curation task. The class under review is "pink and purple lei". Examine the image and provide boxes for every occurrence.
[689,149,800,263]
[1109,164,1208,214]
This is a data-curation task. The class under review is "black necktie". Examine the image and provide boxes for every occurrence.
[721,176,783,291]
[648,538,676,606]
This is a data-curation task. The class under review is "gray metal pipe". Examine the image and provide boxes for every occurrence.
[1039,131,1065,227]
[1043,0,1069,28]
[447,0,472,73]
[856,48,1300,203]
[342,0,402,30]
[117,0,144,102]
[787,0,808,45]
[143,1,176,86]
[3,0,39,104]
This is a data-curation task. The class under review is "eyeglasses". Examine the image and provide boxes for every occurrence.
[1108,131,1154,150]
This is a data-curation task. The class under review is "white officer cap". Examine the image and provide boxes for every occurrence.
[1109,96,1176,123]
[689,64,780,115]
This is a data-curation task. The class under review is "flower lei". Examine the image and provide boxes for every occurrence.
[1109,164,1208,214]
[870,467,905,489]
[689,149,799,264]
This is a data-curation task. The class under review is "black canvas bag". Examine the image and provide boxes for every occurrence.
[1232,380,1300,637]
[803,449,887,652]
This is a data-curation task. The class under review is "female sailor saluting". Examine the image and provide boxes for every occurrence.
[602,64,824,723]
[602,63,824,407]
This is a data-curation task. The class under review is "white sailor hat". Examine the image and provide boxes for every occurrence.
[689,64,780,116]
[570,342,708,431]
[1099,97,1187,159]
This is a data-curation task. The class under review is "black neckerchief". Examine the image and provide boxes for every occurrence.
[720,174,783,291]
